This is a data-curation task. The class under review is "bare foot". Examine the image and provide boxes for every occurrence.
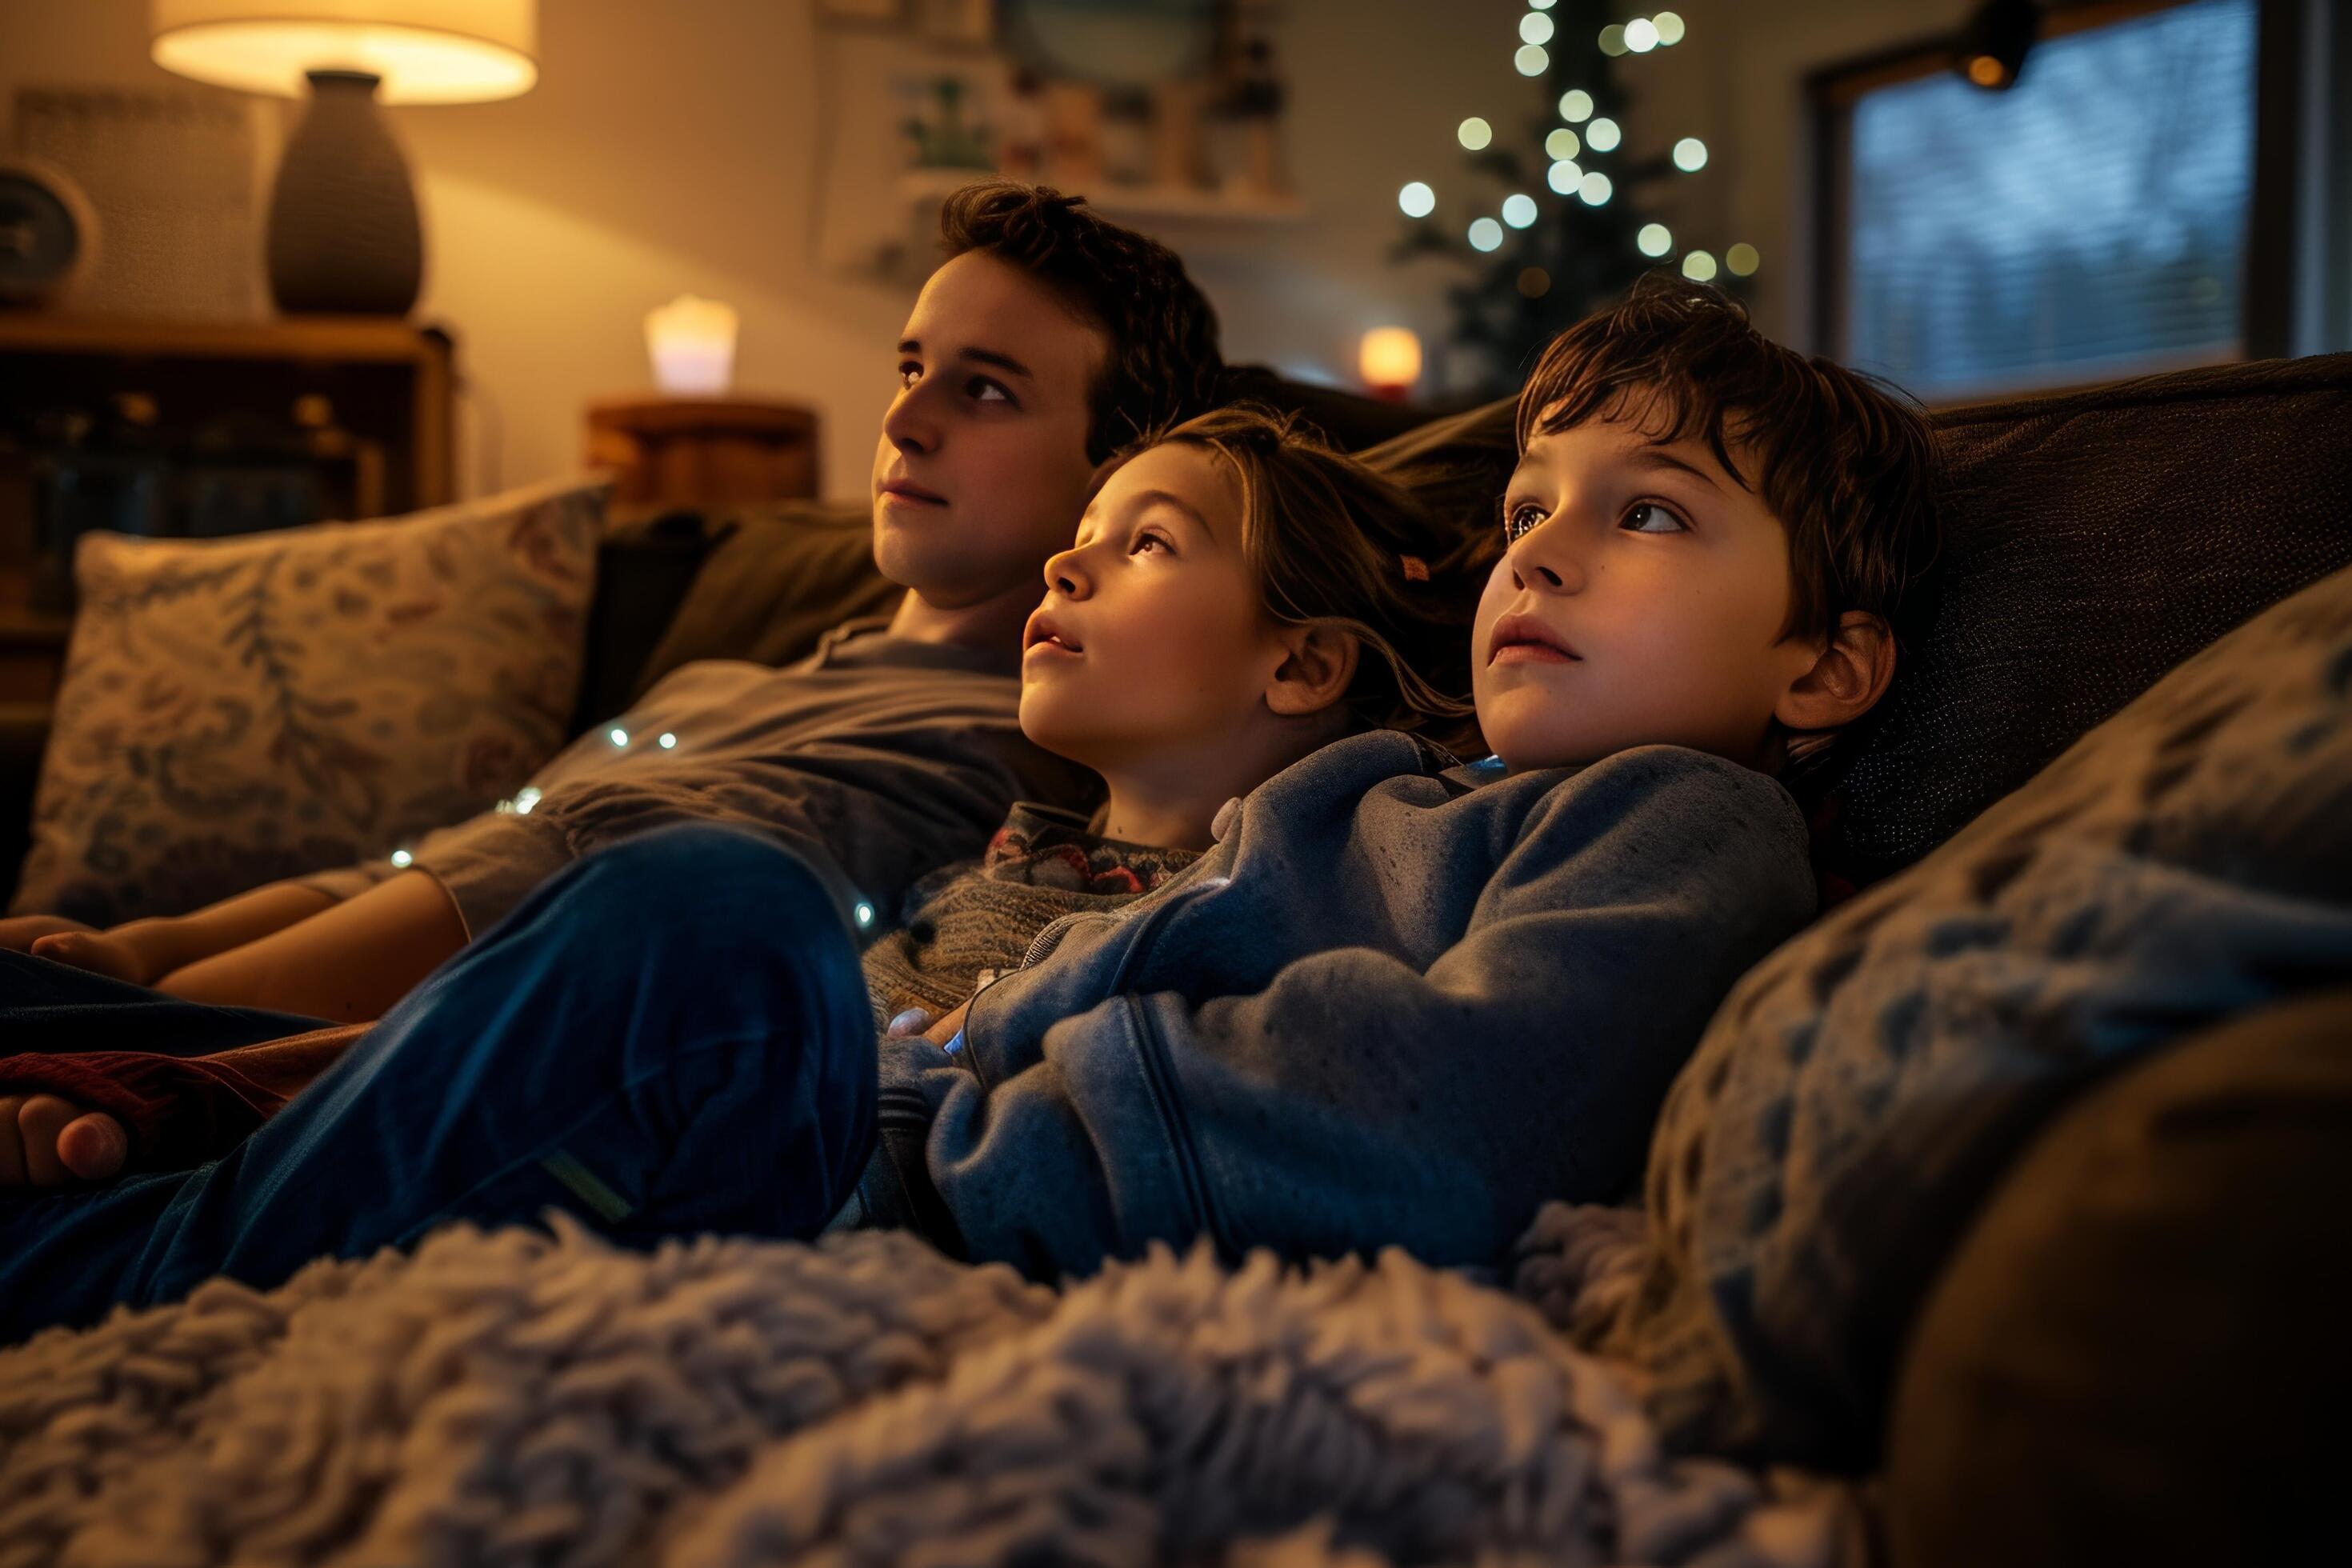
[0,914,98,954]
[0,1094,129,1186]
[29,929,159,986]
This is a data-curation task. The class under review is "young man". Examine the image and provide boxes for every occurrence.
[0,182,1226,1189]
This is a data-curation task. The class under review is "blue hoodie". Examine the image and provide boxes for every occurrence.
[858,729,1815,1279]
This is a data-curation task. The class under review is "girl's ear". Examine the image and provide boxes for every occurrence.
[1774,610,1895,733]
[1264,623,1360,718]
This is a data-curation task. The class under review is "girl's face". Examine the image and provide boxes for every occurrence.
[1018,442,1288,774]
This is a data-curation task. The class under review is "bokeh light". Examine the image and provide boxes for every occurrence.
[1558,88,1594,122]
[1578,170,1613,206]
[1514,43,1549,75]
[1726,242,1760,275]
[1545,126,1581,160]
[1458,116,1492,150]
[1586,117,1622,152]
[1637,222,1672,256]
[1682,250,1718,282]
[1520,12,1555,45]
[1625,18,1659,51]
[1502,193,1539,228]
[1546,158,1582,193]
[1672,137,1707,171]
[1399,180,1436,218]
[1518,266,1552,298]
[1468,217,1505,251]
[1654,10,1686,44]
[1599,23,1627,54]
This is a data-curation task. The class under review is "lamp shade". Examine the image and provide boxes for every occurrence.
[151,0,538,105]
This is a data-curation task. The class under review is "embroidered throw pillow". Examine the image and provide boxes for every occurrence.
[1603,558,2352,1466]
[12,477,607,926]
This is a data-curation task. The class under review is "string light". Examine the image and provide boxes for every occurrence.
[1520,12,1554,45]
[515,786,542,815]
[1682,250,1719,281]
[1468,217,1504,251]
[390,848,413,868]
[609,727,630,747]
[1578,170,1613,206]
[1502,193,1538,227]
[1558,89,1594,122]
[658,732,678,749]
[1654,11,1686,45]
[1546,158,1582,193]
[1586,117,1622,152]
[1626,18,1659,51]
[1514,43,1549,75]
[1673,137,1707,171]
[1638,222,1673,256]
[1458,116,1492,150]
[1545,126,1580,159]
[1399,180,1437,217]
[854,901,875,928]
[1727,242,1760,275]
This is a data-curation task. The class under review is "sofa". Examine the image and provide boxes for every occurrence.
[1,352,2346,1565]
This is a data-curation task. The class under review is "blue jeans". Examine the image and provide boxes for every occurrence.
[0,825,877,1344]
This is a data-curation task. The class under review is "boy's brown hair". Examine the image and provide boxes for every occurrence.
[1516,274,1940,766]
[941,180,1226,465]
[1103,406,1487,745]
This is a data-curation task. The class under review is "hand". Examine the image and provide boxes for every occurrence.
[0,1094,129,1186]
[922,998,973,1047]
[0,914,98,954]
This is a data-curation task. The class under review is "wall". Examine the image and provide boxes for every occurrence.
[0,0,1971,502]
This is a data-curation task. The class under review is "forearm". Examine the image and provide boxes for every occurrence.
[105,882,341,978]
[154,870,469,1023]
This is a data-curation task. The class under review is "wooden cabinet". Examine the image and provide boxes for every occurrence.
[585,396,819,511]
[0,313,456,703]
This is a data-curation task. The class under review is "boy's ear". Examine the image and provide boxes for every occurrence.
[1264,622,1360,719]
[1775,610,1895,734]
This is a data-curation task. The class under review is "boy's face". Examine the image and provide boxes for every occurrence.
[1474,412,1825,771]
[871,250,1108,609]
[1018,442,1280,774]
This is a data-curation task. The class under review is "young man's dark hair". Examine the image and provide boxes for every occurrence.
[1517,274,1942,687]
[939,180,1227,463]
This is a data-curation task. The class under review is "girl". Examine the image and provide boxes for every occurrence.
[0,406,1493,1336]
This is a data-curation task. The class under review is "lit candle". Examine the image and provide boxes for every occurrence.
[645,294,738,396]
[1358,326,1423,401]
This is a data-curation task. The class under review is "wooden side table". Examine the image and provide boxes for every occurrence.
[585,397,821,510]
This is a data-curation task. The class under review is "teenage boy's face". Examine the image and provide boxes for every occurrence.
[1017,442,1279,775]
[1474,412,1825,771]
[872,251,1107,610]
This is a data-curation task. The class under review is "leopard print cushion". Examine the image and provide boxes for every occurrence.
[1602,557,2352,1467]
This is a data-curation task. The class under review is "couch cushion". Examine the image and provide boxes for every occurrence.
[1601,553,2352,1467]
[12,476,606,925]
[1882,988,2352,1568]
[1814,353,2352,888]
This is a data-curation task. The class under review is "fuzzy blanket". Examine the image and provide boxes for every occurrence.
[0,1206,1856,1567]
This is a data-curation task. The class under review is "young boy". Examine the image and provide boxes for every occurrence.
[0,182,1226,1185]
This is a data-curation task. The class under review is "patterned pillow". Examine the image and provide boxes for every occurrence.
[1602,558,2352,1467]
[12,477,607,926]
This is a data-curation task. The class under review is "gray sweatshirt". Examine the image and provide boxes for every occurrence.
[300,618,1099,934]
[861,730,1815,1278]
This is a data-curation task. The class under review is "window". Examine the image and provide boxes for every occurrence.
[1818,0,2263,402]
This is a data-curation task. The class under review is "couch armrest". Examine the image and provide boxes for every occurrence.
[1883,986,2352,1566]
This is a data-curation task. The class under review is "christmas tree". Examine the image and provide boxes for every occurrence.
[1393,2,1755,395]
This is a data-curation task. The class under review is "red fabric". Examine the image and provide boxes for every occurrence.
[0,1025,367,1170]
